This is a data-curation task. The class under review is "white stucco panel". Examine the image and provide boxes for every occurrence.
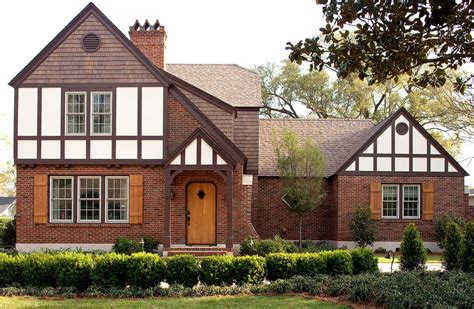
[90,140,112,159]
[412,127,427,154]
[447,163,457,172]
[216,154,227,165]
[363,143,373,154]
[377,157,391,171]
[18,88,38,136]
[116,87,138,136]
[359,157,373,171]
[116,140,137,159]
[412,157,427,172]
[376,126,392,154]
[142,140,163,159]
[430,158,445,172]
[41,88,61,136]
[430,145,440,155]
[64,140,86,159]
[346,161,356,171]
[17,140,37,159]
[394,117,409,154]
[395,157,409,171]
[201,139,213,165]
[185,139,197,165]
[41,140,61,159]
[142,87,163,136]
[170,155,181,165]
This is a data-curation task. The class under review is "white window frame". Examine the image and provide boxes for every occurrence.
[381,184,399,219]
[402,184,421,219]
[90,92,112,136]
[65,92,87,136]
[105,176,129,223]
[49,176,74,223]
[77,176,102,223]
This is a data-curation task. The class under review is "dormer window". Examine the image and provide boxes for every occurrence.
[91,92,112,135]
[66,92,86,135]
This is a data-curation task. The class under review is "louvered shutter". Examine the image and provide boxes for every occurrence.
[34,175,48,224]
[370,182,382,220]
[422,183,434,220]
[129,175,143,224]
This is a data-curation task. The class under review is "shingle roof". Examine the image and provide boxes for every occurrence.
[166,64,262,108]
[259,118,376,177]
[0,197,16,214]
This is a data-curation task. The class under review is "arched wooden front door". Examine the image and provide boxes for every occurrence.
[186,182,216,245]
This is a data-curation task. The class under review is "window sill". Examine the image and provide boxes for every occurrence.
[44,223,132,228]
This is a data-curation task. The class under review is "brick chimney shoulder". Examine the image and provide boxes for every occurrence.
[129,19,167,69]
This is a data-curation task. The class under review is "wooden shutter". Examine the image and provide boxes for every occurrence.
[422,182,434,221]
[34,175,48,224]
[370,182,381,220]
[129,175,143,224]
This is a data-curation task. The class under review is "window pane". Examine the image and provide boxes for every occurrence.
[79,178,101,221]
[403,185,419,217]
[382,185,398,217]
[51,178,73,222]
[106,177,128,221]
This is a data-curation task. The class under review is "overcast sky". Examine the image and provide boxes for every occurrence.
[0,0,472,185]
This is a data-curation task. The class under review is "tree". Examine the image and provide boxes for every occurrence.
[399,223,427,271]
[462,222,474,273]
[443,221,464,270]
[350,206,375,248]
[287,0,473,92]
[0,161,15,197]
[274,130,326,248]
[257,60,473,155]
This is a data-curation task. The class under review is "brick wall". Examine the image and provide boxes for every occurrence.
[336,175,467,242]
[253,177,335,240]
[16,165,165,244]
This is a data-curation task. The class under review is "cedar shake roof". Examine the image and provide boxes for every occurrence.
[259,118,376,177]
[166,64,262,108]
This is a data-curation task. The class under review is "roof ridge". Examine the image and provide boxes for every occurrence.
[167,63,258,75]
[259,118,375,123]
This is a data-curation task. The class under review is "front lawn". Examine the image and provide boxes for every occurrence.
[377,254,442,263]
[0,295,348,308]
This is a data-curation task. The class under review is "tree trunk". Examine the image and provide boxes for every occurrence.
[299,214,303,249]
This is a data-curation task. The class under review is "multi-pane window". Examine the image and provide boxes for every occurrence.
[78,177,101,222]
[66,93,86,135]
[382,185,399,218]
[403,185,420,218]
[50,177,74,222]
[91,93,111,135]
[106,177,129,222]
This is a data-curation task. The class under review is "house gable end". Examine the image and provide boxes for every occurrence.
[337,108,468,176]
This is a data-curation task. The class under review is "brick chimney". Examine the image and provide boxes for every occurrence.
[129,19,167,69]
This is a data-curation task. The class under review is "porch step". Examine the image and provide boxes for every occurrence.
[163,247,233,257]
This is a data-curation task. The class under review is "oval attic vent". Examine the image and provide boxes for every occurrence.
[396,122,409,135]
[82,33,100,53]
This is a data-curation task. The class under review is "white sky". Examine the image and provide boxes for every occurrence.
[0,0,472,185]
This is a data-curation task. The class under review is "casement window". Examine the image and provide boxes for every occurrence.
[402,185,420,219]
[382,184,399,218]
[106,176,129,222]
[91,92,112,135]
[66,93,86,135]
[78,177,101,222]
[50,177,74,223]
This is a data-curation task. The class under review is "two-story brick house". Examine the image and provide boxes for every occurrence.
[9,3,470,255]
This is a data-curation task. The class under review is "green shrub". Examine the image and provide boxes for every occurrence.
[1,219,15,249]
[126,252,165,288]
[443,221,464,270]
[200,255,234,286]
[232,255,266,284]
[435,213,466,249]
[112,237,142,255]
[350,207,376,247]
[321,250,353,275]
[297,253,326,277]
[21,253,58,286]
[165,255,199,287]
[350,248,378,274]
[265,253,298,280]
[399,223,427,271]
[55,252,93,291]
[0,253,24,286]
[462,222,474,272]
[142,237,159,253]
[240,236,258,256]
[299,240,336,253]
[92,253,129,287]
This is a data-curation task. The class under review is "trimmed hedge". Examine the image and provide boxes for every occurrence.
[0,248,378,289]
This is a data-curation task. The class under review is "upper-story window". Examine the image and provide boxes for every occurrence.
[66,93,86,135]
[91,92,112,135]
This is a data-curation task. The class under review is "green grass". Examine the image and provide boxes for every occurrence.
[377,254,442,264]
[0,295,348,308]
